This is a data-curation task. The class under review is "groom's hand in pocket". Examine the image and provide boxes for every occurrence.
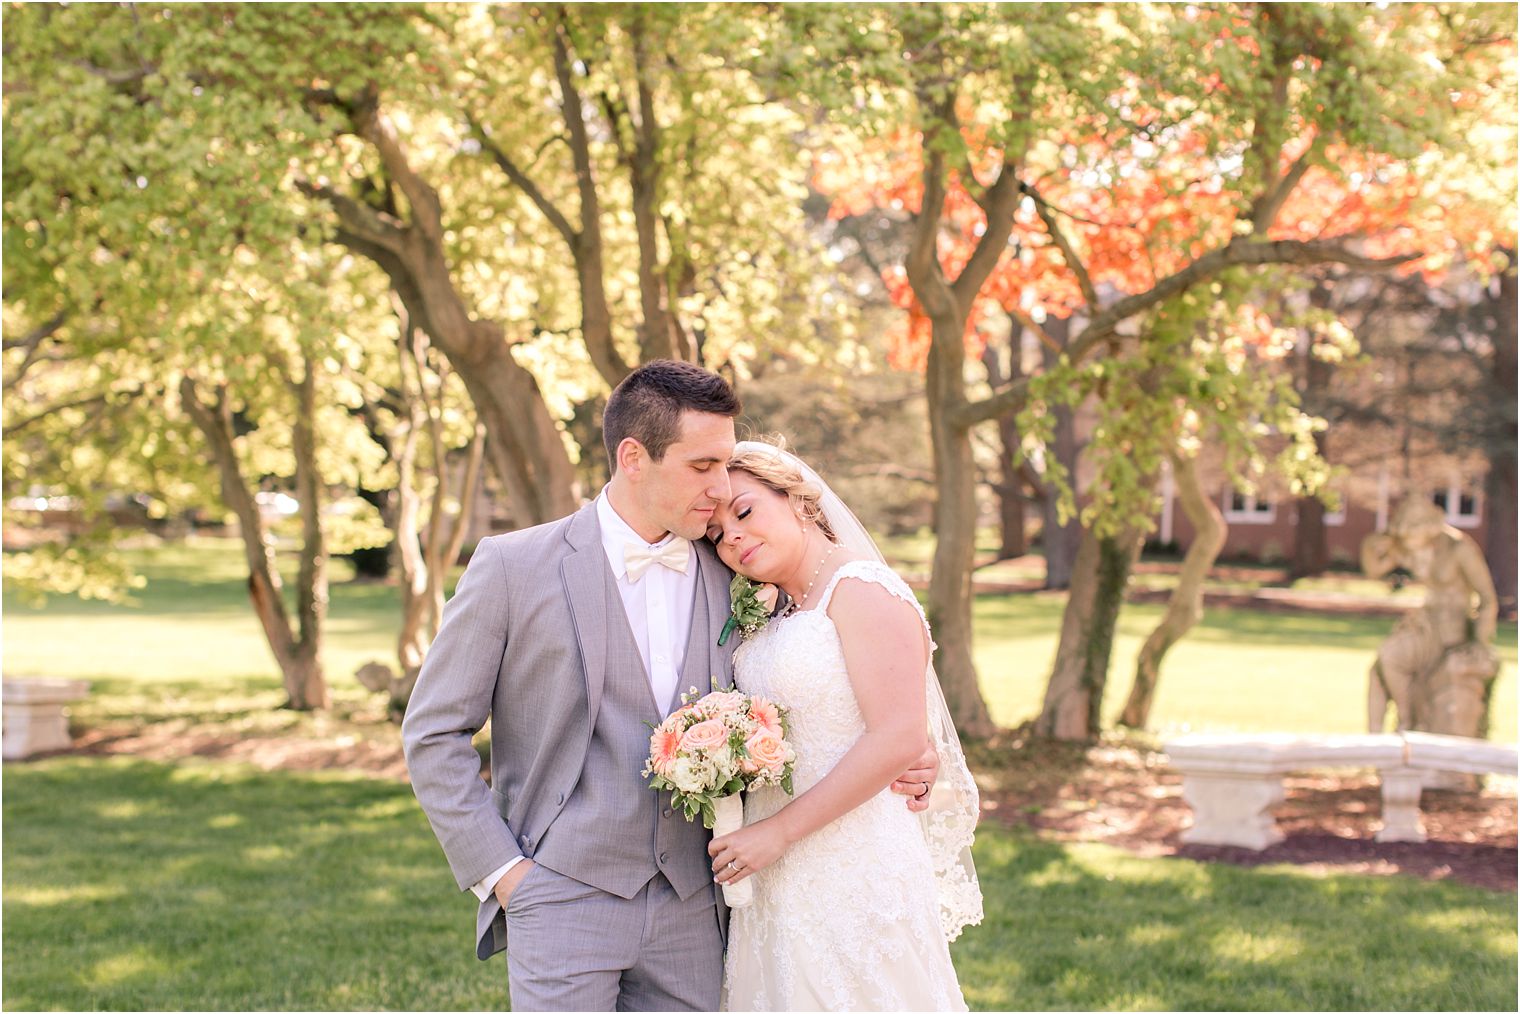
[492,859,536,910]
[890,743,940,813]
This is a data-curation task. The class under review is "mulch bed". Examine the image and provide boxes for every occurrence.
[61,720,1517,892]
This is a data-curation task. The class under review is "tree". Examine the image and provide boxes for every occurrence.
[802,3,1494,738]
[178,352,331,711]
[297,82,583,528]
[1119,453,1224,727]
[351,305,486,719]
[3,5,408,707]
[5,3,863,711]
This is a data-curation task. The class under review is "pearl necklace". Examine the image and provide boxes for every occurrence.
[781,542,839,617]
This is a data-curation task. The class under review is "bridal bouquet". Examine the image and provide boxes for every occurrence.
[643,684,796,906]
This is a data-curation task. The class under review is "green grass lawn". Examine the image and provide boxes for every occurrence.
[971,594,1518,740]
[4,538,1513,741]
[4,757,1514,1012]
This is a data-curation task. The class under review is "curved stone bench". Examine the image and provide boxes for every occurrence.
[1163,732,1519,850]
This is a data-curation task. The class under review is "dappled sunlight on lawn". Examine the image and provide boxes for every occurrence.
[86,950,175,989]
[957,830,1516,1010]
[4,758,484,1009]
[2,759,1514,1011]
[1206,928,1307,964]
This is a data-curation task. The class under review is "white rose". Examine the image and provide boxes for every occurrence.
[712,748,740,781]
[670,756,714,793]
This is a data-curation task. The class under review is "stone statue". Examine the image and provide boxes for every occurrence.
[1363,497,1501,784]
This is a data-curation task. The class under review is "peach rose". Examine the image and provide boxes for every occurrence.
[747,698,782,736]
[745,728,790,774]
[679,719,728,754]
[649,724,682,776]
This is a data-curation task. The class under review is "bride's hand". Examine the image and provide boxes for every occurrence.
[708,819,789,885]
[890,742,940,813]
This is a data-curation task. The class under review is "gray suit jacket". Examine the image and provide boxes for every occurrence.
[402,500,737,958]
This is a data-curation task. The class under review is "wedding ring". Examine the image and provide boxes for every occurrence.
[726,861,740,872]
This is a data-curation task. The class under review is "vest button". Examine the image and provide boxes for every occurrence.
[520,834,532,849]
[661,807,673,819]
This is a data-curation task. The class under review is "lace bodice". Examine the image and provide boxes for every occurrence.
[735,560,932,792]
[722,559,969,1012]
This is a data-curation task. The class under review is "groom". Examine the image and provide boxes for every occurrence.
[403,360,937,1011]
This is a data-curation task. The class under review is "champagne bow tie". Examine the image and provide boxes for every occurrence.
[623,538,691,582]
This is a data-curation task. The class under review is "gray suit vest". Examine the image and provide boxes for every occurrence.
[529,551,717,901]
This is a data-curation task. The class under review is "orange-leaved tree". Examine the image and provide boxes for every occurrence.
[794,2,1513,738]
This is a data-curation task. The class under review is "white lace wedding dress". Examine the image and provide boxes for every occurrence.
[720,560,970,1012]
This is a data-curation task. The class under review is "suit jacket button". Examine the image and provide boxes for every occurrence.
[658,851,670,865]
[520,834,532,848]
[556,792,565,806]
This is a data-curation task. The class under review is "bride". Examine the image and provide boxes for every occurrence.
[704,441,983,1012]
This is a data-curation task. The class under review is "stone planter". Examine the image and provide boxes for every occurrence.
[3,678,90,760]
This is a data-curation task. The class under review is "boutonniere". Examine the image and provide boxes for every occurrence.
[718,574,780,646]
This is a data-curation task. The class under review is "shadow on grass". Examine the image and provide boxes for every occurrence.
[3,757,494,1011]
[4,758,1514,1011]
[958,829,1517,1011]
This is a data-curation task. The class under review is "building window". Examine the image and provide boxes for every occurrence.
[1323,498,1347,527]
[1432,482,1481,529]
[1224,491,1276,524]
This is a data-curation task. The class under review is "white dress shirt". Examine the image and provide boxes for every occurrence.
[472,490,699,901]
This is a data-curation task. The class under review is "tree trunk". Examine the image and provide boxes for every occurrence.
[626,14,690,364]
[1040,403,1081,589]
[1485,455,1516,621]
[1291,317,1332,580]
[379,327,489,721]
[311,94,581,528]
[1037,525,1142,739]
[898,87,1013,743]
[1035,314,1080,587]
[1291,488,1329,580]
[332,229,579,528]
[995,430,1027,559]
[982,337,1026,559]
[1121,454,1226,728]
[926,324,997,740]
[179,375,328,710]
[287,360,329,710]
[1485,253,1517,619]
[452,348,574,527]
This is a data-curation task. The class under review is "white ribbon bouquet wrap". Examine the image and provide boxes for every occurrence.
[643,684,796,906]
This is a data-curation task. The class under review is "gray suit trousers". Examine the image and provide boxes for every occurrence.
[504,865,724,1012]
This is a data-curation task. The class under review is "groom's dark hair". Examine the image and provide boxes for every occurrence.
[603,359,741,473]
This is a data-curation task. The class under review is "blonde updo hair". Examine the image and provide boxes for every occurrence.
[726,441,839,544]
